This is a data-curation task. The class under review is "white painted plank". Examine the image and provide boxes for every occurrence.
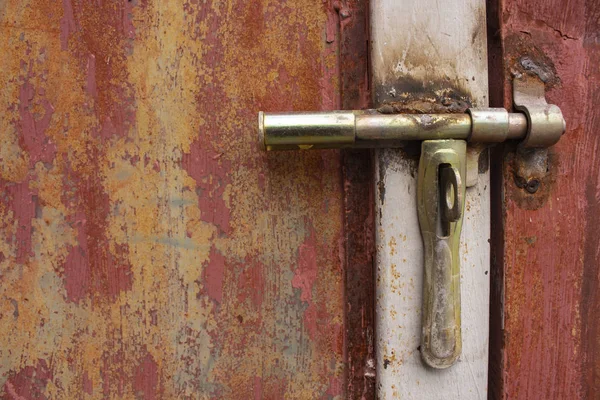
[372,1,490,398]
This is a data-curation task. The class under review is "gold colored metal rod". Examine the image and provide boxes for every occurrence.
[259,111,356,151]
[508,113,528,139]
[258,110,529,151]
[355,113,472,141]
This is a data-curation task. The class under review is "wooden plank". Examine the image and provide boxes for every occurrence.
[371,0,490,398]
[0,0,349,398]
[488,0,600,398]
[339,0,376,397]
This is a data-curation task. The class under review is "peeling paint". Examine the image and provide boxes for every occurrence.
[0,0,346,398]
[489,0,598,398]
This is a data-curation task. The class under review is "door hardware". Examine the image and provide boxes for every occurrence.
[257,76,565,369]
[259,110,523,151]
[417,140,466,368]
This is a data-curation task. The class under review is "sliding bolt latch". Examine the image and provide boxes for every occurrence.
[257,77,565,369]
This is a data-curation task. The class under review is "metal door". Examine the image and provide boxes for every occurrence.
[1,0,598,399]
[0,1,351,398]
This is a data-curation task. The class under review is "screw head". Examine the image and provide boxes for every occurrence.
[526,179,540,194]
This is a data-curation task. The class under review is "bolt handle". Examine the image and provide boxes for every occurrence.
[417,140,466,369]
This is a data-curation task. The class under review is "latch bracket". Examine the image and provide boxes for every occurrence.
[513,75,566,148]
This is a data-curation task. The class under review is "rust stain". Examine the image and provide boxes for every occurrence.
[376,78,473,114]
[506,146,558,210]
[498,33,562,110]
[0,0,346,398]
[503,35,560,86]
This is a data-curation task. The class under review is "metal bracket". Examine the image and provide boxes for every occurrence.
[513,75,566,148]
[257,78,565,369]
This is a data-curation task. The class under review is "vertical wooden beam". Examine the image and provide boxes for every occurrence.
[488,0,600,398]
[339,0,376,398]
[371,1,490,398]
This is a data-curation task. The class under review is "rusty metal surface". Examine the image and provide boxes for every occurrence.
[0,0,348,398]
[488,0,600,398]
